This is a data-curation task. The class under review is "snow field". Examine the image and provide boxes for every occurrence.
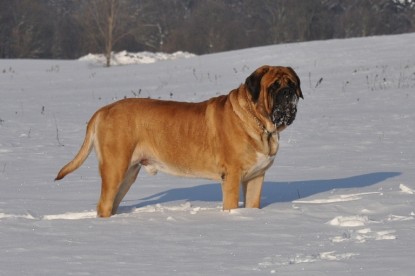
[1,33,415,275]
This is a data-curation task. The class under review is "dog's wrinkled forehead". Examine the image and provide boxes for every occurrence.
[245,65,303,102]
[265,67,301,91]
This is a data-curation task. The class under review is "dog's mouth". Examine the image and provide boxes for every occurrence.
[271,88,299,127]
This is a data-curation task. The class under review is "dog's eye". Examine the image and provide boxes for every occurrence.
[270,81,280,92]
[287,80,297,89]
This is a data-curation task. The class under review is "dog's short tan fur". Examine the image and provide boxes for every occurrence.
[55,65,303,217]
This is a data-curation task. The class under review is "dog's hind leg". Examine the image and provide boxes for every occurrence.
[111,164,141,215]
[96,156,130,218]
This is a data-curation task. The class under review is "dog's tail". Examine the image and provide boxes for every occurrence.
[55,112,99,181]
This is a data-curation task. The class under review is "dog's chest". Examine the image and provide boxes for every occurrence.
[245,152,275,179]
[243,132,279,178]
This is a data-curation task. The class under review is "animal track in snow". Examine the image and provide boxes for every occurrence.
[257,251,359,272]
[327,213,415,244]
[330,228,396,243]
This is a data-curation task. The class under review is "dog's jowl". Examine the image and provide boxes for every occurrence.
[55,65,303,217]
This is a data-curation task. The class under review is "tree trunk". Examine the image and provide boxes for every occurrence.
[105,13,113,67]
[105,0,116,67]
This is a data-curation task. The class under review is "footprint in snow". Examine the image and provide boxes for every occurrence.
[327,213,415,243]
[257,251,358,272]
[330,228,396,243]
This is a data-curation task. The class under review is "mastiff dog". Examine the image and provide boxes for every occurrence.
[55,65,303,217]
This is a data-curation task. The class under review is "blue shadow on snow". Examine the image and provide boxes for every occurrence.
[123,172,400,210]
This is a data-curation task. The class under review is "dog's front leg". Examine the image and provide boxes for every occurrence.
[242,174,265,208]
[221,171,241,210]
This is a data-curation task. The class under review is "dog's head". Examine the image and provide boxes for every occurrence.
[245,65,303,128]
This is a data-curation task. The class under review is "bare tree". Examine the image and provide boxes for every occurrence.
[1,0,415,59]
[1,0,52,58]
[79,0,133,67]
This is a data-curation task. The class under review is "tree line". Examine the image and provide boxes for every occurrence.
[1,0,414,62]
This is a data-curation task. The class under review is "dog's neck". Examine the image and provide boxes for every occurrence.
[243,92,277,137]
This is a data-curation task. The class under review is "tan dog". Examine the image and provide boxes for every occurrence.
[55,65,303,217]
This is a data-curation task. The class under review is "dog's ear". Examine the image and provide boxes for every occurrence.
[288,67,303,99]
[245,66,269,102]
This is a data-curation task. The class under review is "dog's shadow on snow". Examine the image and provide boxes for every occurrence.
[120,172,400,212]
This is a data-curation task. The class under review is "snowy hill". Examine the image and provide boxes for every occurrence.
[1,33,415,275]
[78,50,196,66]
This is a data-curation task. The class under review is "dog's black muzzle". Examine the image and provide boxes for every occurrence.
[271,88,299,127]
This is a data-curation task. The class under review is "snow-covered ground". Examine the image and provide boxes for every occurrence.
[1,33,414,275]
[78,50,195,66]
